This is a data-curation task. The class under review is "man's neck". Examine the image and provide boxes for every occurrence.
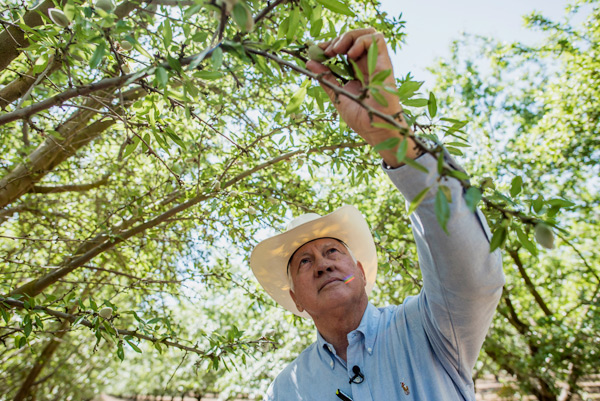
[312,298,368,361]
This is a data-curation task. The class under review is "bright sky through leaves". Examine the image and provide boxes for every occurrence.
[379,0,567,87]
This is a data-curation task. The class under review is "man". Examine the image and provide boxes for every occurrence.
[250,28,504,400]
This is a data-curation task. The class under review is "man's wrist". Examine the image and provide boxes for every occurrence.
[372,134,422,168]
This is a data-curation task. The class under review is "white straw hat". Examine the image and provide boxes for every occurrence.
[250,205,378,318]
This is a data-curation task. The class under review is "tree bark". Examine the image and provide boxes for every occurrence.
[0,57,62,110]
[0,86,145,210]
[0,0,63,72]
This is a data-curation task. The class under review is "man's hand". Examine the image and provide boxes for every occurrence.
[306,28,421,168]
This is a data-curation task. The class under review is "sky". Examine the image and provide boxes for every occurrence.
[377,0,569,88]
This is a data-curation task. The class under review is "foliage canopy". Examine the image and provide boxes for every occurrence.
[0,0,598,400]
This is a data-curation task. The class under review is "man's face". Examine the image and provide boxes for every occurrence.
[288,238,367,318]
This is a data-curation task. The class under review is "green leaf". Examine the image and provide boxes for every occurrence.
[90,41,106,69]
[63,2,78,21]
[445,147,464,156]
[184,4,202,19]
[403,157,429,173]
[435,187,450,233]
[310,18,323,37]
[407,186,431,215]
[546,198,575,208]
[125,339,142,353]
[0,306,9,324]
[465,187,482,212]
[510,176,523,198]
[155,67,169,88]
[287,6,300,41]
[437,151,444,174]
[371,69,392,85]
[370,122,400,131]
[403,98,429,107]
[348,59,364,84]
[396,139,408,163]
[167,55,182,74]
[211,46,223,70]
[164,127,186,149]
[515,227,538,256]
[489,226,507,252]
[163,19,172,48]
[195,71,223,80]
[373,137,400,152]
[286,86,307,115]
[532,194,544,213]
[370,89,388,107]
[314,0,355,16]
[367,36,378,77]
[117,341,124,361]
[23,315,32,337]
[439,184,452,202]
[32,53,49,74]
[154,341,163,354]
[428,92,437,118]
[123,135,140,158]
[232,2,249,31]
[446,169,470,181]
[396,80,423,100]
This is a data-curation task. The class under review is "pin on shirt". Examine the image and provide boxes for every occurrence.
[343,274,355,284]
[401,382,410,395]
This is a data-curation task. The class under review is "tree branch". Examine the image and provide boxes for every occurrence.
[0,0,154,74]
[6,142,366,299]
[31,174,110,194]
[508,249,553,317]
[0,57,62,110]
[0,86,146,209]
[0,296,273,357]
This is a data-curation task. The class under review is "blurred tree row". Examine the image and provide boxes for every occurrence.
[0,0,597,400]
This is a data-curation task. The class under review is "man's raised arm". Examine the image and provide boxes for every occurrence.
[306,27,420,167]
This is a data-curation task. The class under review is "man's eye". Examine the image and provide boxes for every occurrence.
[299,258,310,266]
[327,248,339,255]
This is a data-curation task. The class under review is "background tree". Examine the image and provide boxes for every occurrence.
[0,0,598,400]
[426,1,600,399]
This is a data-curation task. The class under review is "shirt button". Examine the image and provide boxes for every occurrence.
[367,347,372,353]
[330,361,334,368]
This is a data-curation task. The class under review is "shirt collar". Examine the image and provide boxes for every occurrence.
[316,302,381,363]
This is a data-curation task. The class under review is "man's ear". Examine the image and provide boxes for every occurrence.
[289,289,304,313]
[356,261,367,287]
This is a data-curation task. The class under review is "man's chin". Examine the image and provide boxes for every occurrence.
[318,280,343,293]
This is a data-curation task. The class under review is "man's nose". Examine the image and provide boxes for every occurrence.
[314,256,334,277]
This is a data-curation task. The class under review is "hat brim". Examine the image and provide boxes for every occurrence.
[250,205,378,318]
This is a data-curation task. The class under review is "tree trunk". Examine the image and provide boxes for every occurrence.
[12,284,92,401]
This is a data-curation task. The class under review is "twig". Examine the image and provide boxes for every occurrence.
[0,296,274,357]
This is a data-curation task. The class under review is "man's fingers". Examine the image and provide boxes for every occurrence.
[347,32,386,60]
[324,27,377,57]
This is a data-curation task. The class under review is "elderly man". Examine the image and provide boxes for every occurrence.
[250,28,504,400]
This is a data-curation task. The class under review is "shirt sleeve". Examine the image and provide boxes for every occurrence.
[383,152,504,380]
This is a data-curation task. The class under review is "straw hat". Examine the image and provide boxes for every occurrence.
[250,205,378,318]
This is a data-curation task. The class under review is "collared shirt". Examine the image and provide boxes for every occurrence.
[266,154,505,400]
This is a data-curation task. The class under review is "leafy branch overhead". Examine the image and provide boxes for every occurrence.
[0,0,598,399]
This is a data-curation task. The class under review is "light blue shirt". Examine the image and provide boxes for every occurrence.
[266,154,505,400]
